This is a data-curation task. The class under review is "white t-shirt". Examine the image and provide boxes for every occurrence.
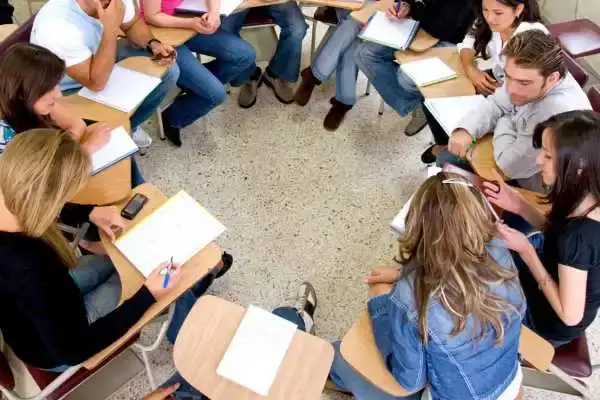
[30,0,136,91]
[457,22,549,84]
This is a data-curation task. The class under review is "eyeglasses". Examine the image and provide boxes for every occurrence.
[442,178,501,221]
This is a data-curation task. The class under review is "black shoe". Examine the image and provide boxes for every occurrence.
[323,98,353,131]
[421,144,437,164]
[161,111,182,147]
[216,252,233,279]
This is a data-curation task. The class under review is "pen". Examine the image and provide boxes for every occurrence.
[395,0,401,15]
[162,257,173,288]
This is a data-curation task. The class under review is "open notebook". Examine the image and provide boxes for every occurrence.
[358,11,419,50]
[90,126,138,175]
[78,65,161,113]
[114,191,226,277]
[423,95,487,136]
[400,57,457,87]
[175,0,243,15]
[216,305,297,396]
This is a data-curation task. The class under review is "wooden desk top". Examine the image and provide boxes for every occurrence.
[395,47,476,98]
[86,184,222,370]
[301,0,365,11]
[350,0,438,52]
[173,295,335,400]
[150,26,195,47]
[0,24,18,42]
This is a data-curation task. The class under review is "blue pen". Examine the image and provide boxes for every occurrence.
[395,0,401,15]
[162,257,173,288]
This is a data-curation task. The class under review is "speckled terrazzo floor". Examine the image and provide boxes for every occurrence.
[6,1,600,398]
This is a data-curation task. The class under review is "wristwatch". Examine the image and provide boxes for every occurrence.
[146,38,161,53]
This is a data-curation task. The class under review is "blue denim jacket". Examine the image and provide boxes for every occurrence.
[368,238,525,400]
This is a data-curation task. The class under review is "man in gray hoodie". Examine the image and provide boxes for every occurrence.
[443,30,591,192]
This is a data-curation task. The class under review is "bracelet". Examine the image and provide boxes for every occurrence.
[145,38,161,53]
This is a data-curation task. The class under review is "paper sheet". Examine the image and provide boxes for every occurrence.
[175,0,243,15]
[217,305,297,396]
[423,95,486,136]
[115,191,226,277]
[400,57,457,87]
[90,126,138,175]
[358,11,419,50]
[390,166,441,236]
[78,65,161,113]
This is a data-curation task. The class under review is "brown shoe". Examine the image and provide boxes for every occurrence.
[262,70,294,104]
[323,98,353,131]
[293,67,322,106]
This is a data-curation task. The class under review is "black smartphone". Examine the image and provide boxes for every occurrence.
[121,193,149,220]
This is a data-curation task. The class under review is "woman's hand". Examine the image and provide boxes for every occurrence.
[187,17,215,34]
[200,11,220,33]
[365,266,401,286]
[145,262,182,299]
[386,1,410,19]
[483,169,526,215]
[82,123,111,154]
[143,383,180,400]
[89,206,126,240]
[496,222,532,254]
[466,66,498,96]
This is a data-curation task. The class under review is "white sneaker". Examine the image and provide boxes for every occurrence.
[132,127,152,149]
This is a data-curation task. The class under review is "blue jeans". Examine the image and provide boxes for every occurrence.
[160,306,305,399]
[311,9,361,106]
[115,40,180,130]
[131,156,145,187]
[355,41,455,116]
[165,30,256,128]
[222,2,308,84]
[48,255,121,372]
[329,342,421,400]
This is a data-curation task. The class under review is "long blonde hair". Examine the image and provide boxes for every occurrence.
[0,129,91,266]
[399,172,520,345]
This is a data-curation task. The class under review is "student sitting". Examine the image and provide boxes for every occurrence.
[440,30,591,192]
[221,2,307,108]
[140,0,256,146]
[0,130,181,370]
[355,0,476,136]
[0,43,146,255]
[293,5,402,131]
[30,0,181,152]
[328,172,525,399]
[488,110,600,347]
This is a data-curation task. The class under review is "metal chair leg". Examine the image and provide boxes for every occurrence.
[378,98,385,115]
[155,109,165,141]
[310,21,318,63]
[365,81,371,96]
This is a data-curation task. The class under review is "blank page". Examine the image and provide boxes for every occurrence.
[359,11,419,50]
[400,57,457,87]
[115,191,226,277]
[90,126,138,175]
[176,0,243,15]
[217,305,297,396]
[423,95,486,136]
[78,65,161,113]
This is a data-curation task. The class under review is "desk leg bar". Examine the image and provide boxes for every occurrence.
[133,304,175,390]
[522,366,591,399]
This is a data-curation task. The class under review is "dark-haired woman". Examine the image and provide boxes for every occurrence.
[486,110,600,347]
[421,0,547,164]
[0,42,144,254]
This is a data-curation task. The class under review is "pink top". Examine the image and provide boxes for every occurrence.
[139,0,183,17]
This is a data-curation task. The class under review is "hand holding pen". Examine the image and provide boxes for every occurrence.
[386,1,410,19]
[145,259,181,299]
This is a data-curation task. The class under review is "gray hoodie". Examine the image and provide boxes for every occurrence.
[457,73,591,189]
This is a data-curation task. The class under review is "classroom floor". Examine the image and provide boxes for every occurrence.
[8,2,600,399]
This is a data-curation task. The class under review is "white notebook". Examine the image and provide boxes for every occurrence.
[78,65,161,113]
[217,305,297,396]
[90,126,138,175]
[358,11,419,50]
[423,95,486,136]
[175,0,243,15]
[390,166,441,236]
[115,191,226,277]
[400,57,457,87]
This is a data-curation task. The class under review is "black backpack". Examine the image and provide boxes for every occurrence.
[0,0,14,25]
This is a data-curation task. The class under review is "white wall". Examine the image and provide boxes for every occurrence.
[541,0,600,76]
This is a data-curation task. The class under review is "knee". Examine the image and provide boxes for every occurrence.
[164,63,181,87]
[212,85,227,106]
[238,42,257,69]
[283,11,308,41]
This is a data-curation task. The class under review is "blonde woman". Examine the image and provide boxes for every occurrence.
[328,173,525,399]
[0,130,179,371]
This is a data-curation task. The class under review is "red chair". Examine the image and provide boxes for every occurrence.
[549,19,600,59]
[564,51,588,88]
[587,86,600,113]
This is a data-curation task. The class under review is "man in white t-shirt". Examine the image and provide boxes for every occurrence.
[31,0,180,150]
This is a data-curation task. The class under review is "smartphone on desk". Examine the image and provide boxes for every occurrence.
[121,193,149,220]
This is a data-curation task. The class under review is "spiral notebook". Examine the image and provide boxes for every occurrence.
[423,95,486,136]
[175,0,243,15]
[358,11,419,50]
[400,57,457,87]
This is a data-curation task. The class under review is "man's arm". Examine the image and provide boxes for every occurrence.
[455,88,511,139]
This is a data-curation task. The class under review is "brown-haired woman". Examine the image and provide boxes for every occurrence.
[327,172,525,399]
[487,110,600,347]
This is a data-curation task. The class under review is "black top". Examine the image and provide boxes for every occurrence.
[521,218,600,343]
[405,0,477,45]
[0,231,155,368]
